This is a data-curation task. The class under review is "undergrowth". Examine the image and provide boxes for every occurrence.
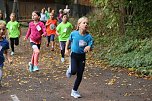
[95,34,152,76]
[71,15,152,76]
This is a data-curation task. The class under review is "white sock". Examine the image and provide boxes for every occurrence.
[0,69,2,81]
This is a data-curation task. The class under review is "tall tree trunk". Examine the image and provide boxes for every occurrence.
[4,0,10,22]
[74,0,78,4]
[12,0,19,20]
[118,0,125,35]
[12,0,17,13]
[0,0,7,18]
[3,0,7,18]
[72,0,79,17]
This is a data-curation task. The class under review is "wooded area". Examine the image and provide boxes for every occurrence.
[90,0,152,76]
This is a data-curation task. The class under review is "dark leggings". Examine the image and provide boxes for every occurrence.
[10,37,19,52]
[71,52,86,91]
[60,41,66,58]
[47,34,55,44]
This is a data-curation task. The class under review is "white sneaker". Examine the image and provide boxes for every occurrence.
[11,52,14,56]
[71,89,81,98]
[61,58,65,63]
[66,65,71,78]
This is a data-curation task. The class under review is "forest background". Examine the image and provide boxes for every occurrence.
[85,0,152,76]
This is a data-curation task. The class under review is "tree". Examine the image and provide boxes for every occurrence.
[118,0,125,35]
[12,0,19,20]
[12,0,17,13]
[72,0,79,17]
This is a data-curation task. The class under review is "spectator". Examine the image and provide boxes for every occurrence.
[63,5,70,17]
[57,9,63,23]
[40,8,47,24]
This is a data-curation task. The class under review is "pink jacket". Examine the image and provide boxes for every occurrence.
[26,21,46,43]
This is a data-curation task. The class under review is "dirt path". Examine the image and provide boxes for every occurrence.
[0,28,152,101]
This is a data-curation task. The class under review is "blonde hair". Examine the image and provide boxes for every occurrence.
[76,16,88,30]
[59,9,63,12]
[0,21,6,27]
[0,22,6,36]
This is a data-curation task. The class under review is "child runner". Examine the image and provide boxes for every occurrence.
[0,22,12,87]
[6,13,21,55]
[0,10,6,24]
[45,12,57,51]
[63,5,70,17]
[57,9,63,23]
[65,16,93,98]
[24,11,46,72]
[45,7,51,20]
[56,13,73,62]
[40,8,47,25]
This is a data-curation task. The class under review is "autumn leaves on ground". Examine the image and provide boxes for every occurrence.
[0,28,152,101]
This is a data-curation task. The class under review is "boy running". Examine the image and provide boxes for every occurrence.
[56,13,73,62]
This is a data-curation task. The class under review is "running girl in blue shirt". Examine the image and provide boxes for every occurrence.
[65,16,93,98]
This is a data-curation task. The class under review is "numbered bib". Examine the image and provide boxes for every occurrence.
[79,40,87,47]
[63,28,67,32]
[36,25,41,31]
[50,24,55,30]
[10,26,13,30]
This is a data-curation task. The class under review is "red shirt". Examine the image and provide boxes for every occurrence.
[46,19,57,36]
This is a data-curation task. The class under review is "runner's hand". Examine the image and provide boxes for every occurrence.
[24,37,27,40]
[84,46,91,53]
[8,58,12,64]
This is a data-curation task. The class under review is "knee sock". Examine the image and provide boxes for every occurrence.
[31,48,40,66]
[33,52,39,66]
[0,69,2,81]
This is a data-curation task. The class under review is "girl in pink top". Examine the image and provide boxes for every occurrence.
[57,9,63,23]
[24,11,46,72]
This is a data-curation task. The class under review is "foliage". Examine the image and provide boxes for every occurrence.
[90,0,119,35]
[90,0,152,37]
[125,0,152,38]
[89,0,152,76]
[102,35,152,76]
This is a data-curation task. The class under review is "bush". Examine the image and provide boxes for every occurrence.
[103,36,152,76]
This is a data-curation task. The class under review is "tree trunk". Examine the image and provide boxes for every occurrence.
[12,0,19,20]
[72,0,79,17]
[74,0,78,4]
[0,0,6,18]
[118,0,125,35]
[12,0,17,13]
